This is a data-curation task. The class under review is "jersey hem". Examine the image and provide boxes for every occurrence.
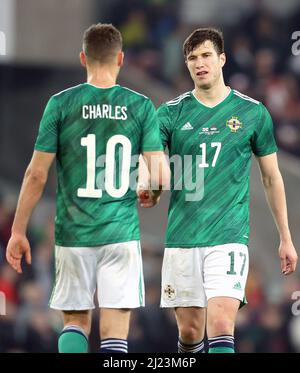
[164,239,249,248]
[34,145,57,153]
[49,304,96,310]
[55,236,140,247]
[254,147,278,157]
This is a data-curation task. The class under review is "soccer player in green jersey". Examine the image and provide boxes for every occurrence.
[6,23,166,353]
[139,28,298,353]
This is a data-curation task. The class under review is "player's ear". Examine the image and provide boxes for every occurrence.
[80,51,87,68]
[220,52,226,67]
[117,51,124,67]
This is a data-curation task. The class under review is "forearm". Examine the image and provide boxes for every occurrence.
[139,152,170,193]
[262,172,291,242]
[12,167,47,235]
[137,156,163,200]
[137,154,150,189]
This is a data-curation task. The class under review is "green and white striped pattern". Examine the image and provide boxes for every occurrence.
[158,89,277,248]
[35,83,163,246]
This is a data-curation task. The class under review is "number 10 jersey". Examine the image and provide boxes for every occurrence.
[35,83,163,246]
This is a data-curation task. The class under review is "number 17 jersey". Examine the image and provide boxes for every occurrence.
[34,83,163,247]
[158,89,278,248]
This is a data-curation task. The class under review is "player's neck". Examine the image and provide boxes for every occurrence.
[193,80,230,108]
[86,68,117,88]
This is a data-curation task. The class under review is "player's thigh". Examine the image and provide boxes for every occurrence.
[203,243,249,304]
[206,296,240,338]
[161,247,206,308]
[50,246,97,311]
[97,241,144,308]
[203,243,249,337]
[99,308,131,339]
[175,307,206,341]
[62,310,92,336]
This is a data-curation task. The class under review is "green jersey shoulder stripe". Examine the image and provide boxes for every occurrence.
[166,92,191,106]
[233,89,260,105]
[122,86,149,99]
[53,84,83,97]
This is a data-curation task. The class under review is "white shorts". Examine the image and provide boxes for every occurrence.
[161,243,249,308]
[49,240,145,310]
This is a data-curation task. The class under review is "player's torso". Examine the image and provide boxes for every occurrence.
[168,90,259,168]
[55,84,146,201]
[58,84,142,160]
[54,84,145,245]
[163,90,261,246]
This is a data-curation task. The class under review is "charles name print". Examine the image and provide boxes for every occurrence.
[82,102,128,120]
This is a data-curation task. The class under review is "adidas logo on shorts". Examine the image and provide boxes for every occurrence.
[233,282,242,290]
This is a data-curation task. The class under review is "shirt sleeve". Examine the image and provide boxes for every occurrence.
[34,95,61,153]
[140,99,163,152]
[251,103,278,157]
[157,104,172,150]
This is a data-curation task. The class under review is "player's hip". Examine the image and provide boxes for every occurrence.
[161,243,249,308]
[50,240,145,310]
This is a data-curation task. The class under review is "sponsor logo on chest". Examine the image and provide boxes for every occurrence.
[198,115,244,135]
[199,125,220,135]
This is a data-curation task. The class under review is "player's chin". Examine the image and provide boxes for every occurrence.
[197,81,212,90]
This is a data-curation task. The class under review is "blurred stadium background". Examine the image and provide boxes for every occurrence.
[1,0,300,352]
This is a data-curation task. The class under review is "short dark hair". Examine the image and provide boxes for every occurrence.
[183,28,224,59]
[83,23,122,64]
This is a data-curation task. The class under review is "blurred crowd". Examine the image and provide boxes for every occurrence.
[105,0,300,157]
[1,192,300,353]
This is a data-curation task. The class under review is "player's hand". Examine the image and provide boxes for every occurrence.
[137,186,160,208]
[6,233,32,274]
[279,240,298,276]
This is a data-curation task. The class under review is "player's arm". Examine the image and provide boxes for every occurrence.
[6,150,55,273]
[256,153,298,275]
[138,102,171,208]
[138,151,170,207]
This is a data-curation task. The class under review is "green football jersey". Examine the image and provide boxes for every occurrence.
[158,88,278,248]
[35,83,163,246]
